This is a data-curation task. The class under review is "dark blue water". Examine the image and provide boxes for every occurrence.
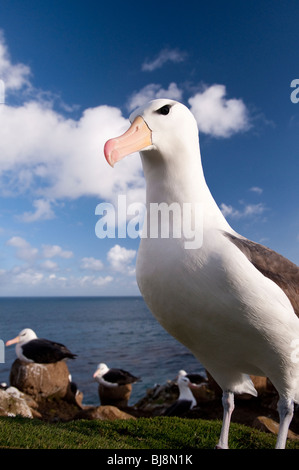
[0,297,204,405]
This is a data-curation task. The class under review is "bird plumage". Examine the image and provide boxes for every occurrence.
[104,98,299,449]
[6,328,76,363]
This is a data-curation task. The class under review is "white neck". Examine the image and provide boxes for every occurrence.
[140,144,231,232]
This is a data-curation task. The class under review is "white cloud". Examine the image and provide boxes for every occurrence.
[0,100,144,212]
[19,199,55,222]
[0,30,31,92]
[78,274,113,287]
[80,257,104,271]
[39,260,59,271]
[42,244,73,259]
[220,202,267,219]
[189,84,250,138]
[6,237,74,268]
[0,32,145,217]
[107,244,136,274]
[91,275,113,287]
[142,48,187,72]
[0,32,252,229]
[127,82,183,111]
[11,268,44,286]
[249,186,263,195]
[6,236,38,262]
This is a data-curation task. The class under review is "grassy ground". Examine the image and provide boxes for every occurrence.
[1,416,299,450]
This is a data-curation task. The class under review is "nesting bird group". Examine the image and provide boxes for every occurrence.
[5,327,202,412]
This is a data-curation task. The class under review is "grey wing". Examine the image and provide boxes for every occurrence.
[224,232,299,318]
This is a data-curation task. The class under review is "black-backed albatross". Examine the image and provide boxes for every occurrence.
[164,374,197,416]
[104,99,299,449]
[6,328,77,364]
[93,363,141,388]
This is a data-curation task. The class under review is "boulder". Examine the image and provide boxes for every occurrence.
[98,383,132,408]
[0,388,34,418]
[253,416,299,441]
[9,359,72,401]
[74,405,136,421]
[135,381,180,415]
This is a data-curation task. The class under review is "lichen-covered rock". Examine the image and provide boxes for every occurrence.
[0,388,34,418]
[9,359,72,401]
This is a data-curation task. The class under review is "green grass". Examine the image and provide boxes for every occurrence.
[1,416,299,449]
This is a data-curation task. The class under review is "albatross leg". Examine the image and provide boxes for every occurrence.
[275,396,294,449]
[215,390,235,449]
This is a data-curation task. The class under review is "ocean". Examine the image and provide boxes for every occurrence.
[0,296,204,405]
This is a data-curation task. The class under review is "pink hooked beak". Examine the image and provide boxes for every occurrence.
[5,335,20,346]
[104,115,152,167]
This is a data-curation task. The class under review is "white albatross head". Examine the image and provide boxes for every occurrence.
[93,362,109,379]
[104,99,200,168]
[5,328,37,347]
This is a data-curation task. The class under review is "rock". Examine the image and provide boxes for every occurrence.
[135,381,180,415]
[9,359,73,401]
[74,405,136,421]
[253,416,299,441]
[98,383,132,408]
[0,388,34,418]
[189,382,215,402]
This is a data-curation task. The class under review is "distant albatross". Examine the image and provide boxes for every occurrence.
[104,98,299,449]
[6,328,77,364]
[93,363,141,388]
[164,374,197,416]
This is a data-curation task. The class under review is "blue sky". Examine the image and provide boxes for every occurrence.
[0,0,298,296]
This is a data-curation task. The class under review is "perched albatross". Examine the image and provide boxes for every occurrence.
[104,99,299,449]
[178,369,207,386]
[93,363,141,387]
[6,328,77,364]
[164,374,197,416]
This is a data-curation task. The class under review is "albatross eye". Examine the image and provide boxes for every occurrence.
[156,105,171,116]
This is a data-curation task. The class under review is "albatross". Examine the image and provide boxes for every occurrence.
[104,99,299,449]
[93,363,141,388]
[164,374,197,416]
[6,328,77,364]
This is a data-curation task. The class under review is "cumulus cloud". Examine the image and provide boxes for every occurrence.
[6,237,74,265]
[42,244,73,259]
[80,257,104,271]
[0,32,251,228]
[220,202,267,219]
[6,236,38,262]
[39,260,59,271]
[3,234,113,293]
[0,101,144,208]
[19,199,55,222]
[107,244,136,274]
[0,32,144,220]
[142,48,187,72]
[0,30,31,92]
[249,186,263,195]
[127,82,183,111]
[78,274,113,287]
[10,268,44,286]
[189,84,250,138]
